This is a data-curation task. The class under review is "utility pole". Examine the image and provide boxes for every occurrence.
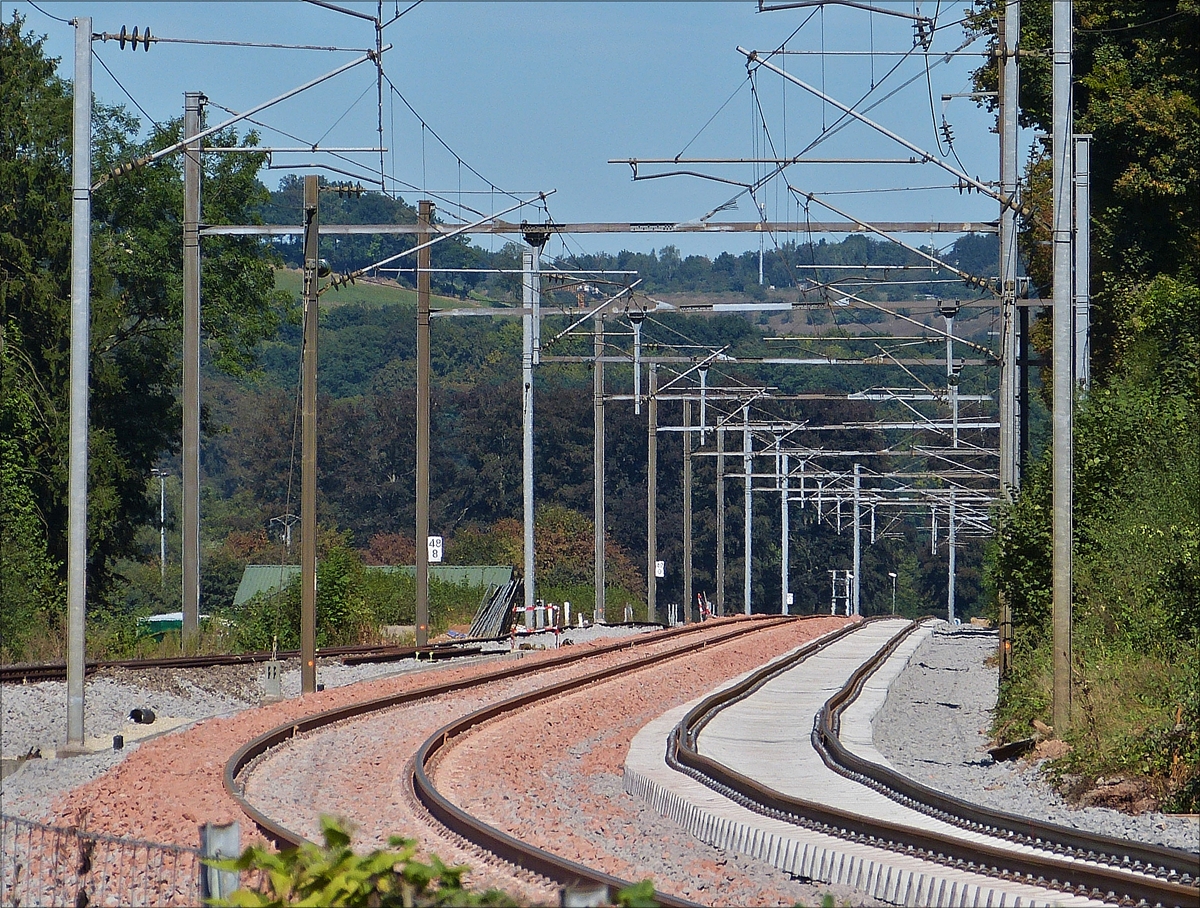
[998,0,1021,497]
[716,425,725,617]
[998,1,1027,671]
[300,175,319,694]
[1051,0,1075,732]
[182,91,202,650]
[647,363,658,623]
[682,400,693,622]
[781,449,789,615]
[416,200,433,648]
[948,492,958,624]
[152,469,168,586]
[1074,134,1091,390]
[593,314,606,623]
[997,0,1021,679]
[742,407,752,616]
[521,231,547,623]
[852,463,861,616]
[941,300,960,448]
[66,15,92,749]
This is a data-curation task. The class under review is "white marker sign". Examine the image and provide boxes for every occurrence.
[427,535,443,563]
[655,560,665,578]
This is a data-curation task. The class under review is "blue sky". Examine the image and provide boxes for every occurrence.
[12,1,1012,258]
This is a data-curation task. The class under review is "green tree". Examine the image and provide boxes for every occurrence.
[967,0,1199,379]
[0,14,289,630]
[966,2,1200,806]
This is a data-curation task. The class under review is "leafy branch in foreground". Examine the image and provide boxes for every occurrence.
[206,816,659,907]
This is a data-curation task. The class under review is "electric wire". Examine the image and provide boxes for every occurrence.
[673,5,818,162]
[381,0,425,30]
[204,99,520,222]
[24,1,70,24]
[314,77,375,148]
[91,49,162,129]
[1078,10,1186,32]
[674,76,753,161]
[382,71,520,205]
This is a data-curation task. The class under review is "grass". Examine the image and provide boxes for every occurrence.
[274,269,494,310]
[995,638,1199,811]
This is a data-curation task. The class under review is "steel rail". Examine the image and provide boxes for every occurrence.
[411,618,800,905]
[0,638,497,685]
[223,617,782,846]
[224,615,805,905]
[667,620,1199,907]
[814,625,1200,887]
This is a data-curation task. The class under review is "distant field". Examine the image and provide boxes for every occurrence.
[273,269,485,309]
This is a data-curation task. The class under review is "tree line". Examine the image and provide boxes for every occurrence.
[967,0,1198,810]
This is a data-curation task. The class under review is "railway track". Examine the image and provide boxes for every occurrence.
[639,617,1197,907]
[0,638,518,684]
[225,615,801,907]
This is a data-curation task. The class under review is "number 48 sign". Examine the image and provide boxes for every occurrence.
[427,535,443,563]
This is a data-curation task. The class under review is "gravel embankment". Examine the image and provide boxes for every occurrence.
[242,617,867,907]
[3,618,1195,905]
[0,625,642,821]
[4,618,866,907]
[872,624,1199,854]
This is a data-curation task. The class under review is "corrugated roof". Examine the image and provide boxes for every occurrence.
[232,564,513,607]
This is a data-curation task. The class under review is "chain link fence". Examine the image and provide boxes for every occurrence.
[1,813,204,906]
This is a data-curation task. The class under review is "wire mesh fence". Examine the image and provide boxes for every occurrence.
[1,813,204,907]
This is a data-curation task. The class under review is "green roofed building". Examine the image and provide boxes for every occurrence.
[232,564,513,608]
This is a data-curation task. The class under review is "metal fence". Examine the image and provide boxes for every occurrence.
[1,813,204,907]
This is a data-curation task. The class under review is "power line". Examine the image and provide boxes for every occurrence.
[91,49,162,128]
[24,1,70,24]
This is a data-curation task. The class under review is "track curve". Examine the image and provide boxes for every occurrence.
[227,616,812,905]
[647,618,1197,907]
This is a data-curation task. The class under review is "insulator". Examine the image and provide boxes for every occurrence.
[118,26,152,50]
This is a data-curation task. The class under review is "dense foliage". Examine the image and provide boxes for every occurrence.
[209,815,520,907]
[2,12,991,666]
[970,1,1200,809]
[0,15,288,657]
[209,815,662,907]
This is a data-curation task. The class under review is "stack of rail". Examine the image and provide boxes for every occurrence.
[468,579,522,640]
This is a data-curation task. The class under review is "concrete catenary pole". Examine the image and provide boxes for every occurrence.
[416,200,433,648]
[998,0,1021,496]
[716,425,725,617]
[948,492,958,624]
[155,470,167,585]
[997,2,1021,677]
[300,175,320,694]
[521,237,545,620]
[593,314,606,623]
[1074,134,1091,390]
[647,363,658,623]
[66,15,92,748]
[682,399,692,622]
[852,463,862,616]
[1051,0,1075,731]
[781,450,790,615]
[182,91,202,649]
[742,407,752,615]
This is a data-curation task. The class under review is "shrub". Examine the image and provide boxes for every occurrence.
[207,816,661,907]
